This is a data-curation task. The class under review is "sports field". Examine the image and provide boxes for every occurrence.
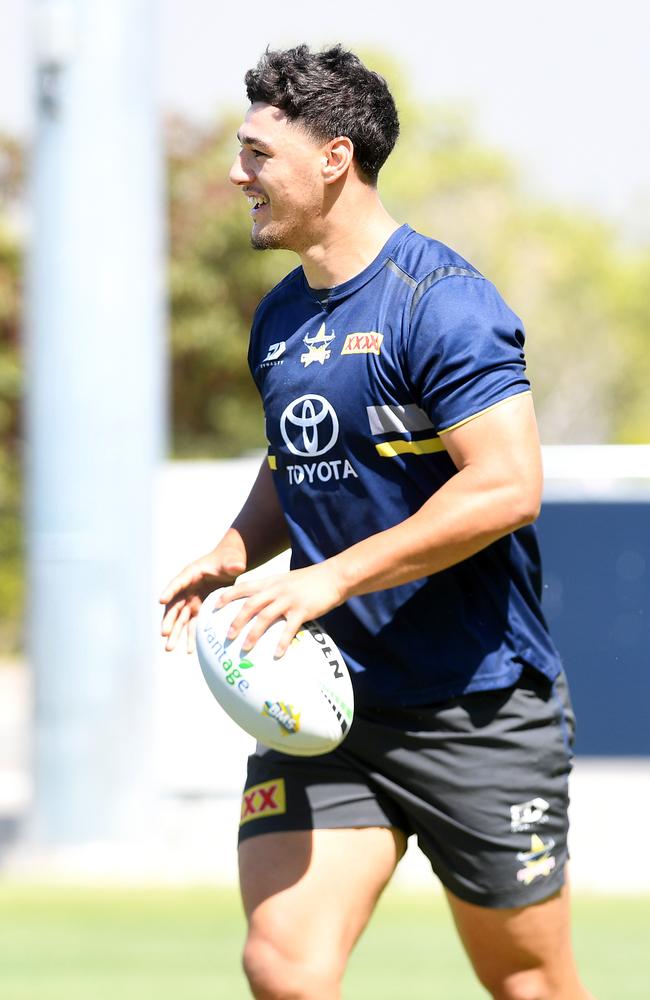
[0,885,647,998]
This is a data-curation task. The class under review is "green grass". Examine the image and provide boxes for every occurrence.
[0,884,647,998]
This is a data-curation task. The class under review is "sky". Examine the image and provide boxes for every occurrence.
[2,0,649,235]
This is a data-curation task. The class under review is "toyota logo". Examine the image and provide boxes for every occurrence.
[280,394,339,457]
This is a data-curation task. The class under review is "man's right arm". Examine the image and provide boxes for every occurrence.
[159,458,289,652]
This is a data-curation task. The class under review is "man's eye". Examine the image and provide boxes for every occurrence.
[252,150,268,159]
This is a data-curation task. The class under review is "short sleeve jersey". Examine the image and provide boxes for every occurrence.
[248,225,562,709]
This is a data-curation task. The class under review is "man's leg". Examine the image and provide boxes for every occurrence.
[239,826,406,1000]
[446,878,593,1000]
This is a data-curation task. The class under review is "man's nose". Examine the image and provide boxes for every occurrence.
[229,152,252,186]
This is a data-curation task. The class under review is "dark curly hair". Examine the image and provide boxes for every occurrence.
[244,44,399,184]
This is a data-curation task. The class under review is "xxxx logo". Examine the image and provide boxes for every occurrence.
[341,332,384,356]
[240,778,287,826]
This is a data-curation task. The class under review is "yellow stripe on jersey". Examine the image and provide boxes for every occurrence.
[267,454,277,470]
[438,390,532,435]
[375,437,446,458]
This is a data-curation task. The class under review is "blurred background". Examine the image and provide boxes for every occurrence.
[0,1,649,997]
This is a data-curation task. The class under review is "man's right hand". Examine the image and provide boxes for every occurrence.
[159,541,247,654]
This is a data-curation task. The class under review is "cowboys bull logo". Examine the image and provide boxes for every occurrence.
[301,322,335,367]
[516,834,556,885]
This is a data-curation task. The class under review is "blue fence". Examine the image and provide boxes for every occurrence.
[537,501,650,756]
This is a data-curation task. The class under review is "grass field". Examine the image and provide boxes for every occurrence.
[0,884,648,998]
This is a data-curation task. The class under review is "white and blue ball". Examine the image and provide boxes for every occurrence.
[196,593,354,756]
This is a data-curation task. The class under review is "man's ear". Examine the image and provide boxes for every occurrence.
[321,136,355,183]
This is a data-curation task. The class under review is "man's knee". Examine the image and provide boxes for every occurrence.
[242,932,341,1000]
[481,966,561,1000]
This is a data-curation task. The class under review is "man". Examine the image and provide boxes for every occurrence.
[161,45,591,1000]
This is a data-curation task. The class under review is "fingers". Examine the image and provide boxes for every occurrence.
[240,603,289,653]
[214,578,255,609]
[165,602,192,652]
[159,550,246,606]
[238,604,304,658]
[274,613,305,658]
[187,616,197,656]
[159,575,187,607]
[161,591,193,639]
[159,566,197,606]
[223,589,282,651]
[215,581,304,657]
[159,551,248,655]
[160,600,181,639]
[212,566,338,658]
[161,594,201,652]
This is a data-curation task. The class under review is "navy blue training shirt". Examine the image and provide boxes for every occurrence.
[248,225,562,709]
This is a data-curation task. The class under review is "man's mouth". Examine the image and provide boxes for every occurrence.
[246,193,269,216]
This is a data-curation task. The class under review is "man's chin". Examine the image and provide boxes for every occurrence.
[250,233,277,251]
[250,221,293,252]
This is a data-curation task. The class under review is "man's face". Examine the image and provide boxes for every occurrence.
[229,103,326,252]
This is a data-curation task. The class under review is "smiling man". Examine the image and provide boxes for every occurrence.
[160,45,591,1000]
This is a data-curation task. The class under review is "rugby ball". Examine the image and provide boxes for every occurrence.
[195,593,354,756]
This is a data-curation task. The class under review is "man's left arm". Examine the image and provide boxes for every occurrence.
[217,390,541,655]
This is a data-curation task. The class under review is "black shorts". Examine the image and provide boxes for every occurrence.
[238,668,575,908]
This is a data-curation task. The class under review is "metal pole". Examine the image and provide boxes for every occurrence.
[26,0,166,845]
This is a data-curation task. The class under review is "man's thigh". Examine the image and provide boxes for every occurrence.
[239,827,406,973]
[446,877,590,998]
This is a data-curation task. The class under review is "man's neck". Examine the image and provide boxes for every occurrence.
[299,195,401,290]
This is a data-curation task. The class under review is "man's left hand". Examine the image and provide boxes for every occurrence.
[214,562,344,657]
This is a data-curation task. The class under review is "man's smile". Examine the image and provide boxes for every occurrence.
[246,191,270,216]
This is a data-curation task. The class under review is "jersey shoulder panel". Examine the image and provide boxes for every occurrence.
[403,259,529,432]
[389,229,483,287]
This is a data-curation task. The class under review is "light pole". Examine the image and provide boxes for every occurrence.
[26,0,166,847]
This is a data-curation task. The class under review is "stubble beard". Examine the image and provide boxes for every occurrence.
[250,228,287,251]
[250,212,309,253]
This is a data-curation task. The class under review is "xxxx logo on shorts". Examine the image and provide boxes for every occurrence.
[341,332,384,356]
[240,778,287,826]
